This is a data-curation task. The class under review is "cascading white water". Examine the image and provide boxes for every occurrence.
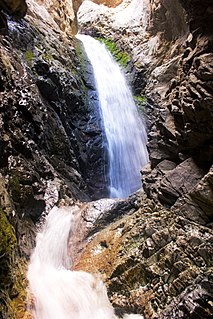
[27,206,114,319]
[76,34,148,198]
[28,206,144,319]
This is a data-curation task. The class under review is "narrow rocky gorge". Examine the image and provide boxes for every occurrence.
[0,0,107,316]
[0,0,212,318]
[76,0,213,317]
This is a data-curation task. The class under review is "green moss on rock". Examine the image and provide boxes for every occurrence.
[8,172,30,205]
[96,37,130,68]
[0,209,17,317]
[133,94,147,113]
[0,209,29,318]
[24,50,35,66]
[0,209,17,260]
[9,173,22,202]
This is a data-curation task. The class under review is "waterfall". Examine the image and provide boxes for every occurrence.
[27,206,144,319]
[76,34,148,198]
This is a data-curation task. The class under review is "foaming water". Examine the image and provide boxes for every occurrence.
[76,34,148,198]
[28,206,144,319]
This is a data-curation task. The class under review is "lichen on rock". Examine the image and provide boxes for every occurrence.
[0,208,25,318]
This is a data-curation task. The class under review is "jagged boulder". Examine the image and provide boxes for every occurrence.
[142,158,205,206]
[172,165,213,226]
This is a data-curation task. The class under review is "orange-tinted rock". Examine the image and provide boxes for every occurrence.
[92,0,123,8]
[31,0,76,34]
[75,196,213,318]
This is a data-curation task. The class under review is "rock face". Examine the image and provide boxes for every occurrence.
[75,195,213,319]
[142,158,205,206]
[0,0,212,318]
[30,0,76,34]
[75,0,213,318]
[0,0,27,18]
[0,0,108,317]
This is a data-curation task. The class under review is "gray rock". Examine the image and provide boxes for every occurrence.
[158,158,204,205]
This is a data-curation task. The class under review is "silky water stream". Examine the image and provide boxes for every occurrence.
[28,206,144,319]
[76,34,148,198]
[28,35,147,318]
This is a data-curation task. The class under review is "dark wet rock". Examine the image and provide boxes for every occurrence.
[74,41,109,199]
[33,59,50,75]
[0,2,107,316]
[0,11,7,34]
[0,0,27,18]
[36,76,59,101]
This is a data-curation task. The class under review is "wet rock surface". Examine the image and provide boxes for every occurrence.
[0,0,108,317]
[68,194,140,263]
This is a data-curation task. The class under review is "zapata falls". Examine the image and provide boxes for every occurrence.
[0,0,213,319]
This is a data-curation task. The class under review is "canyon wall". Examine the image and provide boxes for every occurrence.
[77,0,213,225]
[0,0,212,318]
[76,0,213,318]
[0,0,108,317]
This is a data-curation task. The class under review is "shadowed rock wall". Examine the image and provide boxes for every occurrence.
[0,0,109,316]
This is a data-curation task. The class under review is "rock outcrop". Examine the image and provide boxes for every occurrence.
[0,0,108,317]
[75,0,213,318]
[75,194,213,319]
[28,0,77,34]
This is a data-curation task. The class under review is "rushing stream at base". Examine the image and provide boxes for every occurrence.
[27,34,147,319]
[76,34,148,198]
[28,206,144,319]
